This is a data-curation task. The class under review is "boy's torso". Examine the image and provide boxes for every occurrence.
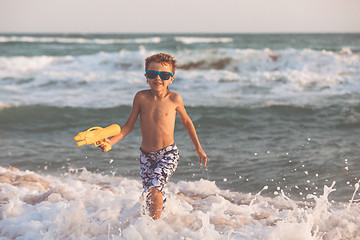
[137,90,178,152]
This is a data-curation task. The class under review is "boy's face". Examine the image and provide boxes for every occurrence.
[145,62,174,92]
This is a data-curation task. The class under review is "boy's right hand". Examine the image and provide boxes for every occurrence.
[97,138,112,152]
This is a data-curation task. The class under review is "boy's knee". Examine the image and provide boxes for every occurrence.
[146,187,163,219]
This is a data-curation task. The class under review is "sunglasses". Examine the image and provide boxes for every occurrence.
[145,70,174,81]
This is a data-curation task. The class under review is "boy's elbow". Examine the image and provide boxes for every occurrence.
[183,119,195,130]
[121,123,134,136]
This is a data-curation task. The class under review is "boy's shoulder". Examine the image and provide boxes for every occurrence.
[168,91,182,102]
[134,89,151,100]
[136,89,151,96]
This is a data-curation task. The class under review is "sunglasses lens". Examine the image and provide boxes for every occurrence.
[160,72,171,80]
[146,71,157,79]
[146,70,173,80]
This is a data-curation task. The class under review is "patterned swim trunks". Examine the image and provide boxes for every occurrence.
[139,144,180,201]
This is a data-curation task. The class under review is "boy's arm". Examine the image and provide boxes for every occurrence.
[175,94,207,167]
[99,92,141,151]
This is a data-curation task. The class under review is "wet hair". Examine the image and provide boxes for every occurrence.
[145,53,177,74]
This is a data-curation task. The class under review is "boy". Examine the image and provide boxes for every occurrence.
[99,53,207,220]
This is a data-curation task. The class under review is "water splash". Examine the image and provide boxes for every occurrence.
[1,167,360,239]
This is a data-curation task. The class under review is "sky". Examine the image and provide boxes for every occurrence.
[1,0,360,33]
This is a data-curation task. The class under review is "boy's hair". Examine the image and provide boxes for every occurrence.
[145,53,177,74]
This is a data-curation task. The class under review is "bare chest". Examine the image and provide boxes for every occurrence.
[141,102,176,123]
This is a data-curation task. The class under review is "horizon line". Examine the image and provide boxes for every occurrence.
[1,31,359,35]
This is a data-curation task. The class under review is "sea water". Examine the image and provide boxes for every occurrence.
[0,33,360,239]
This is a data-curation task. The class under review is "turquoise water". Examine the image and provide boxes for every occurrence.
[1,33,360,239]
[1,33,359,200]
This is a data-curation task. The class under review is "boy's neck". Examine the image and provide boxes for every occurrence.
[150,89,169,99]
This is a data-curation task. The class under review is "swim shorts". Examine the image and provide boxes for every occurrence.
[139,144,180,200]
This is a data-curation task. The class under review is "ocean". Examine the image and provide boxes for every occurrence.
[0,33,359,239]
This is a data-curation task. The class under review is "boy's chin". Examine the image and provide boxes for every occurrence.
[151,84,165,89]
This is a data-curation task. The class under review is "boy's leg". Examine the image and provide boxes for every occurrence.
[148,187,163,220]
[140,144,180,219]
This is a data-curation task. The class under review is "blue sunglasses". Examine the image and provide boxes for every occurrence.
[146,70,174,81]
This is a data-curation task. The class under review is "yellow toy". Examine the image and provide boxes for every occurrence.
[74,124,121,152]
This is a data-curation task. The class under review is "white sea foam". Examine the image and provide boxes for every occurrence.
[0,166,359,239]
[0,47,359,108]
[0,36,162,44]
[174,37,233,44]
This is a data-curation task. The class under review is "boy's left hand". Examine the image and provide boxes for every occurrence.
[197,149,207,167]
